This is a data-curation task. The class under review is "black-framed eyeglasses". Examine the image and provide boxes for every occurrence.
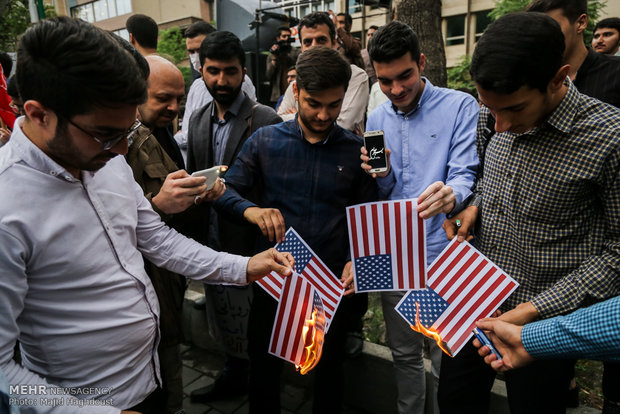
[64,117,142,150]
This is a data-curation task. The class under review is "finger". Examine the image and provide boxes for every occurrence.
[273,250,293,275]
[263,215,276,242]
[360,146,368,155]
[176,176,207,188]
[273,211,286,243]
[418,181,443,203]
[490,360,506,372]
[343,286,355,296]
[442,218,457,240]
[167,169,191,179]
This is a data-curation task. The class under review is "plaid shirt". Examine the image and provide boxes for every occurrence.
[522,295,620,361]
[472,81,620,318]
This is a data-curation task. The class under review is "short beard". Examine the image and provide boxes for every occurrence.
[206,82,243,107]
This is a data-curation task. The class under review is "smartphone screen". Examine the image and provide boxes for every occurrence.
[364,131,387,172]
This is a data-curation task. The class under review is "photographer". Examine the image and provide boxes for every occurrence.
[266,26,298,107]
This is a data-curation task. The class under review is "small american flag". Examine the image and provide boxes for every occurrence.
[396,239,519,356]
[269,272,326,366]
[257,227,343,330]
[347,199,427,292]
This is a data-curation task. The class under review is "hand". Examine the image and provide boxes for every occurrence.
[340,261,355,296]
[328,9,337,25]
[498,302,539,326]
[283,106,297,115]
[243,207,286,243]
[200,178,226,203]
[473,318,534,372]
[417,181,455,219]
[151,170,208,214]
[0,127,10,145]
[442,205,478,242]
[246,248,294,282]
[360,146,391,178]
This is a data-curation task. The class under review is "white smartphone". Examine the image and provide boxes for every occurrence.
[364,130,388,173]
[191,165,228,190]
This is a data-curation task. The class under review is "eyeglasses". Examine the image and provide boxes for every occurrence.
[65,117,142,150]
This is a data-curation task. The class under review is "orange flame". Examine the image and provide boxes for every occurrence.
[295,308,326,375]
[409,301,453,357]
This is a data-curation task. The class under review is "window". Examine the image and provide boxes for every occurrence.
[348,0,362,14]
[475,10,492,41]
[71,0,132,22]
[114,28,130,41]
[72,3,95,22]
[445,14,465,46]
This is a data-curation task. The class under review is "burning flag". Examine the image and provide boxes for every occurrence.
[347,199,427,292]
[395,239,518,356]
[269,272,326,373]
[257,228,343,330]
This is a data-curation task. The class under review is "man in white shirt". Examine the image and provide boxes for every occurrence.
[0,17,292,414]
[277,12,369,134]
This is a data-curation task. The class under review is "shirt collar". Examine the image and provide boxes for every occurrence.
[9,118,80,182]
[391,77,432,117]
[293,115,340,145]
[211,91,245,124]
[544,78,579,135]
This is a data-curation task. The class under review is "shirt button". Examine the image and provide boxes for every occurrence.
[50,171,57,176]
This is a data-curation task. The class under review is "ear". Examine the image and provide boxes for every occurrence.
[418,53,426,74]
[129,33,136,46]
[575,13,587,35]
[23,100,51,128]
[549,64,570,92]
[292,81,299,102]
[242,67,247,79]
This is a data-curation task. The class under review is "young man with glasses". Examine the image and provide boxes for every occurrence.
[0,17,293,414]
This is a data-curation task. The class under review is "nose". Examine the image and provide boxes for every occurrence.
[317,107,329,121]
[493,114,512,134]
[391,80,405,97]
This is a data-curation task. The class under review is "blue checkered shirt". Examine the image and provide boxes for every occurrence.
[471,81,620,318]
[522,295,620,361]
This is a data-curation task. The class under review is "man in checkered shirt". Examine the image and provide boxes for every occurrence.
[440,12,620,414]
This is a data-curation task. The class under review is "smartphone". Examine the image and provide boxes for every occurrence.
[364,130,388,173]
[191,165,228,190]
[473,327,503,360]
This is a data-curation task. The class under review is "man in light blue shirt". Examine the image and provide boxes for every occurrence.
[361,21,479,414]
[474,295,620,369]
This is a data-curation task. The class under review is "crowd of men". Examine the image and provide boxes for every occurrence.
[0,0,619,414]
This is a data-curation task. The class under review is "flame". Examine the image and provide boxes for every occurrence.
[409,301,453,357]
[295,308,326,375]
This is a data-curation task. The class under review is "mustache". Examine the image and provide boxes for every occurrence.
[213,85,235,94]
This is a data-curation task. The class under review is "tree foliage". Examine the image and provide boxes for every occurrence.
[157,27,187,64]
[447,55,475,93]
[0,0,30,52]
[489,0,607,44]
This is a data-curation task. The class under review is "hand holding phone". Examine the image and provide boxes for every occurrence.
[363,130,388,174]
[191,165,228,190]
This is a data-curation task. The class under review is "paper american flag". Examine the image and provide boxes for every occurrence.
[269,272,326,367]
[347,199,427,292]
[395,239,518,356]
[256,227,343,330]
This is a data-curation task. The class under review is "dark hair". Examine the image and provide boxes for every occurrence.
[16,17,147,119]
[526,0,586,22]
[295,46,351,93]
[471,12,565,94]
[298,12,336,42]
[126,14,158,49]
[112,33,150,81]
[199,31,245,68]
[594,17,620,33]
[337,12,353,31]
[184,21,216,39]
[368,21,420,64]
[0,52,12,77]
[277,26,291,35]
[7,76,19,99]
[369,25,379,31]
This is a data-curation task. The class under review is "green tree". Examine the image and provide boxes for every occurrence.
[489,0,607,44]
[0,0,30,52]
[447,55,475,93]
[157,27,187,64]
